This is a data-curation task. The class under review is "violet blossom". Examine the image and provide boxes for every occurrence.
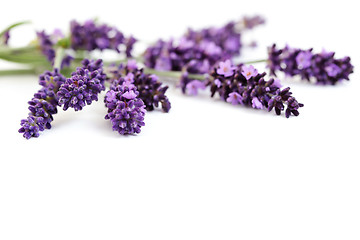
[106,61,171,112]
[181,61,303,118]
[36,30,73,68]
[267,44,353,85]
[57,59,106,111]
[70,19,136,56]
[144,16,265,76]
[104,78,146,135]
[18,69,66,139]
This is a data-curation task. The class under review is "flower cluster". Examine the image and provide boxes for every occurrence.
[36,31,56,63]
[70,19,136,56]
[104,76,146,135]
[106,60,171,112]
[144,16,265,75]
[181,60,303,118]
[57,59,106,111]
[19,59,107,139]
[267,44,353,85]
[144,38,224,74]
[185,15,265,57]
[36,30,73,68]
[18,69,66,139]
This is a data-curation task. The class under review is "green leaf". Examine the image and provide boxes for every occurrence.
[0,20,31,38]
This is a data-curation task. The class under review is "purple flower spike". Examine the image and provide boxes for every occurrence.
[206,62,303,117]
[106,61,171,113]
[104,79,146,135]
[19,69,66,139]
[36,31,55,62]
[268,44,353,85]
[217,60,236,77]
[226,92,243,105]
[144,15,264,77]
[57,59,106,111]
[36,30,73,68]
[70,19,136,56]
[241,65,258,80]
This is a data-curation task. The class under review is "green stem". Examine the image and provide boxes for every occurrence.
[53,47,65,69]
[243,59,267,64]
[0,68,36,76]
[143,68,206,81]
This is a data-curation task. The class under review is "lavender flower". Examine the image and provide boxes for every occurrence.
[57,59,106,111]
[36,30,73,68]
[19,69,66,139]
[185,15,265,57]
[181,61,303,118]
[106,61,171,112]
[144,38,225,75]
[226,92,243,105]
[104,79,146,135]
[268,44,354,85]
[209,62,303,117]
[144,16,264,77]
[241,65,258,80]
[36,31,56,63]
[70,19,136,56]
[217,59,236,77]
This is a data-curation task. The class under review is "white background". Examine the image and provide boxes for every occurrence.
[1,0,359,239]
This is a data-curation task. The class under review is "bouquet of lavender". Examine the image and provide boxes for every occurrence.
[0,16,353,139]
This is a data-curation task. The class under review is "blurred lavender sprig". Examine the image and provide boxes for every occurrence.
[267,44,353,85]
[70,19,136,56]
[144,15,265,75]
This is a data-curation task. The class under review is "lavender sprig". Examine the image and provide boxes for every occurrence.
[70,19,136,56]
[19,59,105,139]
[18,69,66,139]
[106,60,171,112]
[104,76,146,135]
[267,44,353,85]
[180,60,303,118]
[144,15,265,75]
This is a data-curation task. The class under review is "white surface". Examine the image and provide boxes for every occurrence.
[0,0,359,239]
